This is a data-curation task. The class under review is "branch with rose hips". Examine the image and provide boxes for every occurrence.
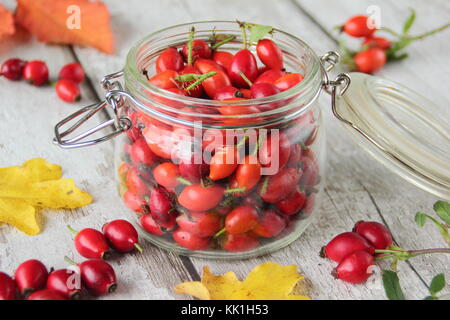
[336,10,450,74]
[321,200,450,300]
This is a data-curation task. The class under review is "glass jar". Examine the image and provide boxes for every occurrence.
[53,21,450,259]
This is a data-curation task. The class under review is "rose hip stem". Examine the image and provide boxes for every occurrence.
[375,247,450,261]
[176,177,193,186]
[238,21,248,49]
[185,72,217,91]
[211,35,236,50]
[238,71,253,87]
[187,27,195,66]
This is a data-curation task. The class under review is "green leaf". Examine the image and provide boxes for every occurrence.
[382,270,406,300]
[248,24,273,45]
[429,274,446,295]
[403,9,416,34]
[434,201,450,224]
[415,212,428,227]
[423,295,436,300]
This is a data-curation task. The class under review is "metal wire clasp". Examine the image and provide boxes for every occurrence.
[53,70,132,149]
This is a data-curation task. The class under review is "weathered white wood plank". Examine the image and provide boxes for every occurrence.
[71,0,439,299]
[0,1,194,300]
[294,0,450,291]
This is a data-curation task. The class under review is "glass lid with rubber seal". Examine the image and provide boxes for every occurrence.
[329,72,450,200]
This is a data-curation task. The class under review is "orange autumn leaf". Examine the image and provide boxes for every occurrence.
[15,0,114,54]
[0,4,15,39]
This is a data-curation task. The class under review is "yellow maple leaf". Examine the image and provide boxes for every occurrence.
[174,262,311,300]
[0,158,93,235]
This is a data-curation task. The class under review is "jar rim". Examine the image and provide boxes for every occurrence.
[125,20,323,121]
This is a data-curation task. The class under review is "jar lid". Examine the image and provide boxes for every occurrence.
[334,72,450,200]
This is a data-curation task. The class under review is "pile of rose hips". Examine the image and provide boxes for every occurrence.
[119,23,320,253]
[340,15,389,74]
[321,220,393,284]
[0,58,84,102]
[0,219,141,300]
[339,13,449,74]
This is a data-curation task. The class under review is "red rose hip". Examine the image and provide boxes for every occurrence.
[46,269,82,299]
[14,259,48,297]
[27,289,66,300]
[102,219,143,253]
[333,250,374,284]
[0,272,16,300]
[23,60,49,86]
[1,58,27,81]
[78,259,117,296]
[68,226,111,260]
[55,79,81,102]
[321,232,375,263]
[59,62,85,83]
[353,221,393,250]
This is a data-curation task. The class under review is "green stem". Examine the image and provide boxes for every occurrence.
[407,23,450,40]
[176,177,193,186]
[238,71,253,87]
[67,225,78,235]
[211,35,236,50]
[240,23,248,49]
[185,72,216,91]
[134,243,144,253]
[187,27,195,66]
[380,26,401,37]
[224,187,246,194]
[214,228,226,238]
[64,256,77,266]
[375,247,450,260]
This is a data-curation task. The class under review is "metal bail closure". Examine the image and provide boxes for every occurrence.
[53,71,132,149]
[326,72,450,200]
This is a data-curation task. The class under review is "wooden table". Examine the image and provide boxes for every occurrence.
[1,0,449,300]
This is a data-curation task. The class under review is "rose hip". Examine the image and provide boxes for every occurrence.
[213,51,234,71]
[178,184,224,212]
[274,73,304,91]
[173,229,211,250]
[225,206,259,234]
[130,137,156,167]
[149,187,177,228]
[140,213,166,235]
[68,226,111,260]
[343,15,376,38]
[23,60,49,86]
[254,69,285,85]
[14,259,48,297]
[153,162,180,189]
[276,188,307,215]
[59,62,85,83]
[27,289,66,300]
[0,272,16,300]
[258,168,301,203]
[353,221,393,250]
[221,233,259,252]
[182,40,212,59]
[253,210,286,238]
[46,269,82,299]
[333,251,374,284]
[77,259,117,296]
[155,47,184,73]
[102,219,143,253]
[228,49,258,88]
[176,212,222,237]
[321,232,375,263]
[1,58,27,81]
[256,39,284,70]
[55,79,81,102]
